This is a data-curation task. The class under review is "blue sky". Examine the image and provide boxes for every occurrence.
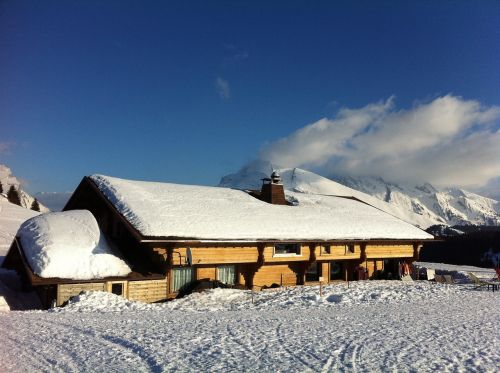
[1,1,499,192]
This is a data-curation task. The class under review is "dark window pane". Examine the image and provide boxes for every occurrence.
[111,283,123,295]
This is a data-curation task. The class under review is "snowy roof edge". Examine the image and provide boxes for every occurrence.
[85,174,434,242]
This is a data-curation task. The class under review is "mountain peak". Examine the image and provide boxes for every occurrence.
[0,164,49,212]
[220,162,500,228]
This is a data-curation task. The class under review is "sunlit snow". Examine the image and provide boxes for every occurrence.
[18,210,131,279]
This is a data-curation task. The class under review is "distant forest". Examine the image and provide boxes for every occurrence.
[421,226,500,267]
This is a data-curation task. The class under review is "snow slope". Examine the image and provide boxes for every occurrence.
[91,174,432,240]
[334,175,500,227]
[0,196,39,265]
[18,210,131,279]
[0,165,49,212]
[220,161,500,228]
[0,281,498,372]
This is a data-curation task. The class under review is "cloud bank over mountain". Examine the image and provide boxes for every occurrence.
[259,95,500,188]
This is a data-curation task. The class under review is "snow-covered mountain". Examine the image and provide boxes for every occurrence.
[219,160,500,228]
[331,175,500,227]
[0,165,49,212]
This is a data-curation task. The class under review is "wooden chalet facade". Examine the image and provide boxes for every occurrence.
[3,172,434,308]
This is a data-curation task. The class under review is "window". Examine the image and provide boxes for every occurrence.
[274,243,301,256]
[111,283,123,296]
[330,262,344,281]
[172,267,193,292]
[346,244,355,254]
[217,265,236,285]
[321,245,331,255]
[305,262,320,282]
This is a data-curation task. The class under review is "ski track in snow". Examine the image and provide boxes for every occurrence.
[0,286,498,372]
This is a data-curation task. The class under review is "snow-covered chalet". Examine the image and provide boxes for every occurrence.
[3,172,434,308]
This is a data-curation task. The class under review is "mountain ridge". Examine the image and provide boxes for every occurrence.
[219,161,500,228]
[0,165,49,212]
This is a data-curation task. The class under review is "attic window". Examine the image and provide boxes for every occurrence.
[274,243,301,257]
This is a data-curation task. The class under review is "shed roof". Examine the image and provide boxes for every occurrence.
[89,174,433,242]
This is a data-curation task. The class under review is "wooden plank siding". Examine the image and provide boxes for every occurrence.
[196,266,217,281]
[365,244,414,259]
[316,244,361,260]
[128,279,168,303]
[263,245,310,262]
[253,264,299,287]
[184,246,259,265]
[57,282,106,306]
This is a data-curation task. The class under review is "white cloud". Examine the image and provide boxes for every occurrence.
[215,77,231,100]
[260,95,500,188]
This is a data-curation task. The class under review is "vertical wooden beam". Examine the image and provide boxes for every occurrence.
[321,262,330,283]
[412,242,421,261]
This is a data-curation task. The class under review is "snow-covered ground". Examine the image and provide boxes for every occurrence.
[415,261,496,281]
[1,280,498,372]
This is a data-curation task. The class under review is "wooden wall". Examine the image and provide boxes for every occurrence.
[365,245,414,259]
[186,247,259,265]
[57,282,106,306]
[253,264,299,287]
[263,245,310,262]
[169,243,367,266]
[196,266,217,281]
[128,279,168,303]
[56,279,168,306]
[315,244,361,261]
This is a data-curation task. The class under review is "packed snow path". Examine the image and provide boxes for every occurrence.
[0,282,498,372]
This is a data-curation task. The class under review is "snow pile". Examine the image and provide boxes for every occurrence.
[415,261,496,281]
[90,174,433,241]
[55,280,473,313]
[50,291,153,313]
[0,296,9,312]
[18,210,131,279]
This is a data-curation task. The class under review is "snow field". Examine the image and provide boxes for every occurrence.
[0,281,498,372]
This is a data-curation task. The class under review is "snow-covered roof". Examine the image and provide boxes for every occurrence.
[17,210,131,279]
[90,175,433,241]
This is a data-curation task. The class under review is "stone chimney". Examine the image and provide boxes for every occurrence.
[259,171,288,205]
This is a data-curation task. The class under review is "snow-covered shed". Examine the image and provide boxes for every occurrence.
[4,173,434,307]
[3,210,165,308]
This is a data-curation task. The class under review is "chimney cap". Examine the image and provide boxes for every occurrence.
[271,171,281,184]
